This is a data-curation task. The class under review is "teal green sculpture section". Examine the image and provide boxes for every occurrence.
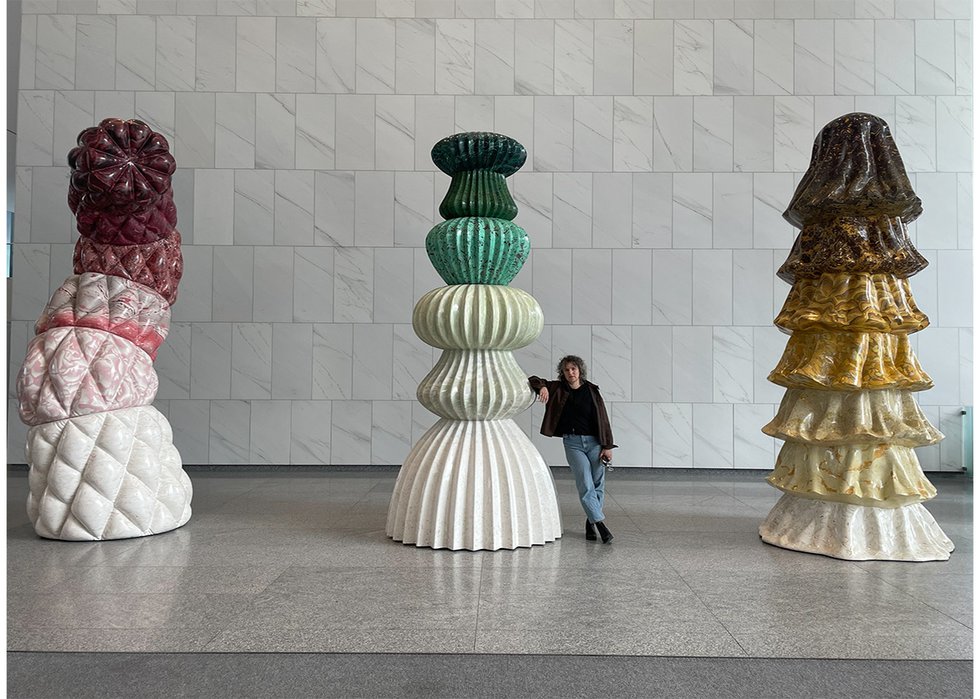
[427,132,529,285]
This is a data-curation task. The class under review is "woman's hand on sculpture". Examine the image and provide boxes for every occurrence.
[537,387,549,403]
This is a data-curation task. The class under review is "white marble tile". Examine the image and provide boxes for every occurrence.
[914,173,957,249]
[255,93,296,169]
[28,168,71,243]
[275,171,315,246]
[276,17,316,91]
[435,18,475,94]
[513,19,554,95]
[615,0,654,17]
[394,172,435,247]
[231,323,274,399]
[573,97,613,172]
[938,407,964,472]
[415,246,444,296]
[498,0,535,17]
[475,19,515,94]
[215,93,256,169]
[8,321,32,398]
[653,96,693,171]
[415,0,455,17]
[896,0,934,17]
[171,246,213,322]
[271,324,314,399]
[374,95,415,171]
[775,0,815,17]
[393,18,434,93]
[631,173,672,247]
[733,403,776,469]
[196,16,235,91]
[353,324,394,399]
[954,19,971,95]
[533,0,574,17]
[355,18,396,93]
[209,400,251,464]
[613,96,653,172]
[75,15,116,90]
[411,402,440,445]
[551,325,593,370]
[712,326,753,403]
[36,15,75,89]
[672,173,712,248]
[336,94,376,169]
[191,323,233,398]
[752,325,785,404]
[752,173,795,247]
[372,401,413,464]
[673,19,713,94]
[312,324,353,399]
[552,172,592,247]
[733,96,773,172]
[293,247,334,322]
[693,96,733,172]
[372,248,414,323]
[332,400,372,464]
[336,0,375,15]
[611,402,652,466]
[393,324,434,400]
[212,245,254,322]
[533,96,574,171]
[813,96,855,132]
[794,19,834,94]
[611,249,652,325]
[13,168,32,244]
[773,96,814,172]
[711,173,751,247]
[854,95,896,129]
[509,172,548,245]
[354,172,395,247]
[234,170,275,245]
[693,403,734,467]
[593,173,632,248]
[936,96,971,173]
[289,400,331,464]
[713,19,753,94]
[916,327,960,405]
[935,0,971,18]
[855,0,894,17]
[235,17,276,92]
[175,92,215,168]
[571,249,612,324]
[135,92,175,144]
[894,96,936,171]
[19,15,36,90]
[194,170,235,245]
[875,20,915,94]
[334,247,374,322]
[167,400,211,465]
[454,95,495,131]
[155,321,190,399]
[693,249,732,325]
[732,249,774,325]
[956,173,971,249]
[294,95,336,169]
[252,247,294,321]
[458,0,495,17]
[593,19,632,95]
[936,249,972,329]
[653,402,693,467]
[631,326,671,402]
[653,249,692,325]
[908,245,937,319]
[10,245,51,321]
[634,19,673,94]
[531,247,572,324]
[754,19,793,93]
[248,400,291,464]
[958,329,972,407]
[314,171,355,246]
[17,92,54,166]
[834,19,875,94]
[554,19,592,94]
[52,91,94,168]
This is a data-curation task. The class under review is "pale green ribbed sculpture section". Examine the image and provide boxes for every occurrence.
[386,132,561,551]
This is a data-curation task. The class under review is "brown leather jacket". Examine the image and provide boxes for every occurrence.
[528,376,617,450]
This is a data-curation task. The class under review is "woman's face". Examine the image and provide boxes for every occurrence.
[562,362,581,386]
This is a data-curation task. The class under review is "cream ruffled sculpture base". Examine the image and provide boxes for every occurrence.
[760,493,953,561]
[386,418,561,550]
[26,405,193,541]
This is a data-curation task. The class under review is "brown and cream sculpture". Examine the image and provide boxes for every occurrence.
[758,113,954,561]
[16,118,192,541]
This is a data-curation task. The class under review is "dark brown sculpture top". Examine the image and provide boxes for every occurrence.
[783,113,921,228]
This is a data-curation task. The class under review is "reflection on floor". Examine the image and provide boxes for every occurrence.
[7,469,973,659]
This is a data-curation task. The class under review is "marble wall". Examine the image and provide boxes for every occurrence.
[8,0,973,470]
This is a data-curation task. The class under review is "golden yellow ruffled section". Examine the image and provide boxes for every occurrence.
[768,331,932,391]
[767,442,937,508]
[775,273,929,335]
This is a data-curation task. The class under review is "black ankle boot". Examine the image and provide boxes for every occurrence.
[585,520,597,541]
[596,521,613,544]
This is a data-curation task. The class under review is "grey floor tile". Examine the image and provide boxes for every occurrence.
[55,565,290,594]
[8,627,218,652]
[475,625,747,657]
[732,628,973,660]
[205,627,478,653]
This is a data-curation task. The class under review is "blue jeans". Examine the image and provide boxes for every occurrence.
[563,435,605,523]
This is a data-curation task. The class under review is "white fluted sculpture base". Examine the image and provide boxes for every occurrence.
[386,418,562,550]
[760,493,954,561]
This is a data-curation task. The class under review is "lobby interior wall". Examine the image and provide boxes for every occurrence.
[7,0,973,469]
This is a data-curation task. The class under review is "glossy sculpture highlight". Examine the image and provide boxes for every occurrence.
[758,113,952,561]
[16,118,192,541]
[386,132,562,550]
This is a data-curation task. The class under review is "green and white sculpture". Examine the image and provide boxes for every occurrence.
[386,133,562,550]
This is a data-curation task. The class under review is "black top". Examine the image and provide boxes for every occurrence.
[554,383,599,437]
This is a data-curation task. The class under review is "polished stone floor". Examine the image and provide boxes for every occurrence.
[7,469,973,659]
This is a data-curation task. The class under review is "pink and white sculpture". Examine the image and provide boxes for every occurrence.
[16,118,192,541]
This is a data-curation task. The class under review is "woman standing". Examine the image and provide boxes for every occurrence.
[529,356,617,543]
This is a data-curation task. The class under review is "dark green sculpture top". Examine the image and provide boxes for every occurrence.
[432,132,526,221]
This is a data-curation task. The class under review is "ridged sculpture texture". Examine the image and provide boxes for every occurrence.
[386,132,562,550]
[16,118,193,541]
[758,113,953,561]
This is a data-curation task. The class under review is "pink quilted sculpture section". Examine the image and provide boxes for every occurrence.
[73,229,183,305]
[70,187,177,245]
[18,326,159,426]
[36,273,171,359]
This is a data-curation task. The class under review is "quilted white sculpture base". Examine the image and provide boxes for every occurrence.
[760,493,954,561]
[26,405,193,541]
[386,418,562,551]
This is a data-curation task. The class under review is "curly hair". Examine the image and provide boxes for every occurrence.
[556,355,587,381]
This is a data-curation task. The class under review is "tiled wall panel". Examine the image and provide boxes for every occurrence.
[8,1,972,471]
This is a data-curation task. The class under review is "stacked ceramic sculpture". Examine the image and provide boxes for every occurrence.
[759,113,953,561]
[386,132,562,550]
[16,118,192,541]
